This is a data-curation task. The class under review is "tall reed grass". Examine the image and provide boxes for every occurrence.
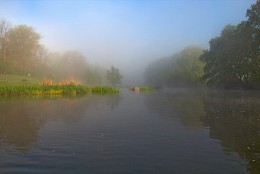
[0,84,119,96]
[0,77,119,96]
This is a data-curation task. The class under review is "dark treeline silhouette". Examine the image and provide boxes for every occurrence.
[145,1,259,89]
[0,19,105,84]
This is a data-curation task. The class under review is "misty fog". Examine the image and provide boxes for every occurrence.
[1,1,260,174]
[0,0,257,87]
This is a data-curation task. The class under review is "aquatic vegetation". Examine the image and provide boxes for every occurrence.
[139,87,155,92]
[131,87,155,92]
[0,84,119,96]
[0,76,119,96]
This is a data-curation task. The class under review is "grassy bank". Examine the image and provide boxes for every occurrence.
[0,74,40,85]
[0,75,119,96]
[0,84,119,96]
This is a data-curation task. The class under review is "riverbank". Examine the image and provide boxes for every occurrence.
[0,84,119,96]
[0,74,119,95]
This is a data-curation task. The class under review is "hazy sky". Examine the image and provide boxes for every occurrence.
[0,0,256,75]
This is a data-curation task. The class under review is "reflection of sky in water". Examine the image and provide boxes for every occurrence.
[0,89,259,174]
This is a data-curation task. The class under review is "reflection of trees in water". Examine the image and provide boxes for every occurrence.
[0,102,41,151]
[144,89,206,130]
[105,94,121,110]
[0,95,101,152]
[203,90,260,174]
[145,89,260,174]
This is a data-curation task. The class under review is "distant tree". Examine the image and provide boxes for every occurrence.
[7,25,41,71]
[145,46,204,87]
[106,66,123,86]
[169,46,204,86]
[0,18,11,64]
[52,51,88,80]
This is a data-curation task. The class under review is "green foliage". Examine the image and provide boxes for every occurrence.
[106,66,123,86]
[145,46,204,87]
[170,47,204,86]
[200,0,260,89]
[7,25,41,71]
[0,19,106,85]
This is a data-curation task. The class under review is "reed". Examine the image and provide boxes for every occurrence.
[0,84,119,96]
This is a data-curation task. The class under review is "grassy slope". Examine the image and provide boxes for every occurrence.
[0,74,41,85]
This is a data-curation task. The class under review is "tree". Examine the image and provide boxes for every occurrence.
[144,46,204,87]
[7,25,41,71]
[245,0,260,87]
[169,46,204,86]
[106,66,123,86]
[200,25,245,87]
[200,0,260,88]
[0,18,11,64]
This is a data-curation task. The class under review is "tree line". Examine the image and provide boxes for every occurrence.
[145,0,259,89]
[0,18,123,86]
[201,0,259,88]
[145,46,204,87]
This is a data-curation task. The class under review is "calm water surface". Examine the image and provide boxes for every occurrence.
[0,89,259,174]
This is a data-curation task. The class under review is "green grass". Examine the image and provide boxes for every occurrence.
[0,84,119,96]
[0,74,119,96]
[0,74,40,85]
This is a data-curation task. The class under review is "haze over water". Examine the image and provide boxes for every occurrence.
[0,1,260,173]
[0,0,255,82]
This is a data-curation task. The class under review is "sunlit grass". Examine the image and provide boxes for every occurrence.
[0,75,119,96]
[0,84,119,96]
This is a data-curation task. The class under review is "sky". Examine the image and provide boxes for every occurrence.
[0,0,256,82]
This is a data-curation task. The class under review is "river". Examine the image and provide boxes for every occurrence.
[0,88,259,174]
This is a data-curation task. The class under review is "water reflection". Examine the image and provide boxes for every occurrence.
[203,90,260,174]
[144,88,206,130]
[145,89,260,174]
[0,94,121,152]
[105,94,122,110]
[0,90,259,173]
[0,101,40,151]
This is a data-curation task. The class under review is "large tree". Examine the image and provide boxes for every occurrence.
[200,0,260,88]
[106,66,123,86]
[200,24,250,87]
[0,18,11,64]
[246,0,260,86]
[7,25,41,71]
